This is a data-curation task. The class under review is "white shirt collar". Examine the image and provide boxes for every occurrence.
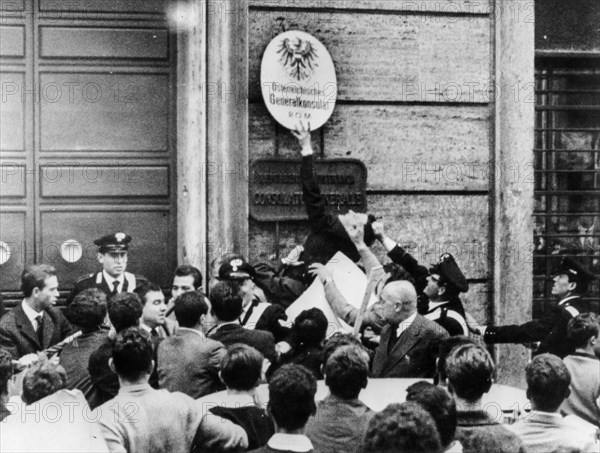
[140,323,153,333]
[396,312,418,338]
[267,433,313,452]
[103,270,124,289]
[21,300,42,325]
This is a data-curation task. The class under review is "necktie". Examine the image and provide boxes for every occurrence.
[387,326,399,354]
[240,299,259,326]
[150,328,159,339]
[111,281,119,297]
[35,314,44,345]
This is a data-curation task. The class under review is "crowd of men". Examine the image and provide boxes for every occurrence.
[0,125,599,452]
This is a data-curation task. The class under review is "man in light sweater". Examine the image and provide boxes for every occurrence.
[561,313,600,427]
[508,354,597,453]
[96,327,247,453]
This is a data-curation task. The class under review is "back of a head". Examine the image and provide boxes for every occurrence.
[567,313,599,349]
[383,280,418,310]
[0,348,13,396]
[324,345,369,400]
[174,291,208,328]
[67,288,107,333]
[268,364,317,432]
[406,382,457,449]
[294,308,328,348]
[22,360,67,405]
[526,353,571,412]
[445,343,494,403]
[112,327,153,381]
[108,292,143,332]
[434,336,474,384]
[210,280,243,322]
[364,402,442,453]
[220,344,264,391]
[174,264,203,289]
[21,264,56,298]
[322,332,365,366]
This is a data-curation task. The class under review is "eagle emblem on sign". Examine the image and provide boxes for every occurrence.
[277,37,318,81]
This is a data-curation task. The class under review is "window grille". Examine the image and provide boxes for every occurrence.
[534,57,600,318]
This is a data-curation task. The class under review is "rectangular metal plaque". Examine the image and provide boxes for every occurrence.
[250,158,367,222]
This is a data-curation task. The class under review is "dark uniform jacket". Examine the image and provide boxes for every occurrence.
[300,155,361,267]
[0,303,74,359]
[484,295,590,358]
[388,245,468,336]
[67,271,146,304]
[252,155,360,305]
[372,314,449,378]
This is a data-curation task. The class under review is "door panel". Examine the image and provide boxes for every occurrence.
[0,0,176,304]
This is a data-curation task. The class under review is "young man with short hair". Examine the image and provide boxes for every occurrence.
[363,402,443,453]
[406,381,462,453]
[508,353,597,452]
[61,288,109,404]
[96,328,247,453]
[209,280,277,363]
[135,281,177,339]
[445,344,525,453]
[560,313,600,427]
[157,291,225,398]
[305,344,374,453]
[249,364,317,453]
[209,344,274,450]
[0,264,73,364]
[87,292,144,409]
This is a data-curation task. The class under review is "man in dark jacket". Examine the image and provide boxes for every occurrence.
[472,256,595,358]
[253,124,377,307]
[0,264,73,363]
[209,280,277,364]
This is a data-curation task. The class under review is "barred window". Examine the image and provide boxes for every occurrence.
[534,58,600,317]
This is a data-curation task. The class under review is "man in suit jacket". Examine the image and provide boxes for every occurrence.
[209,280,277,364]
[158,291,225,399]
[67,232,147,304]
[372,280,448,378]
[0,264,73,363]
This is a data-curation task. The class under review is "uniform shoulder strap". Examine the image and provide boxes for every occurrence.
[124,272,137,292]
[562,305,580,318]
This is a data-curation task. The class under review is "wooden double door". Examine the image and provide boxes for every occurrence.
[0,0,177,303]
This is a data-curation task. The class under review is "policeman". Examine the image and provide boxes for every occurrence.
[373,222,470,336]
[67,232,146,304]
[472,256,595,358]
[218,256,290,342]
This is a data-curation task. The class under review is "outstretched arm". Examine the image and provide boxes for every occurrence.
[293,122,336,233]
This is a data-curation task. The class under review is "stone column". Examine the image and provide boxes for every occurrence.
[206,0,249,272]
[492,0,536,387]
